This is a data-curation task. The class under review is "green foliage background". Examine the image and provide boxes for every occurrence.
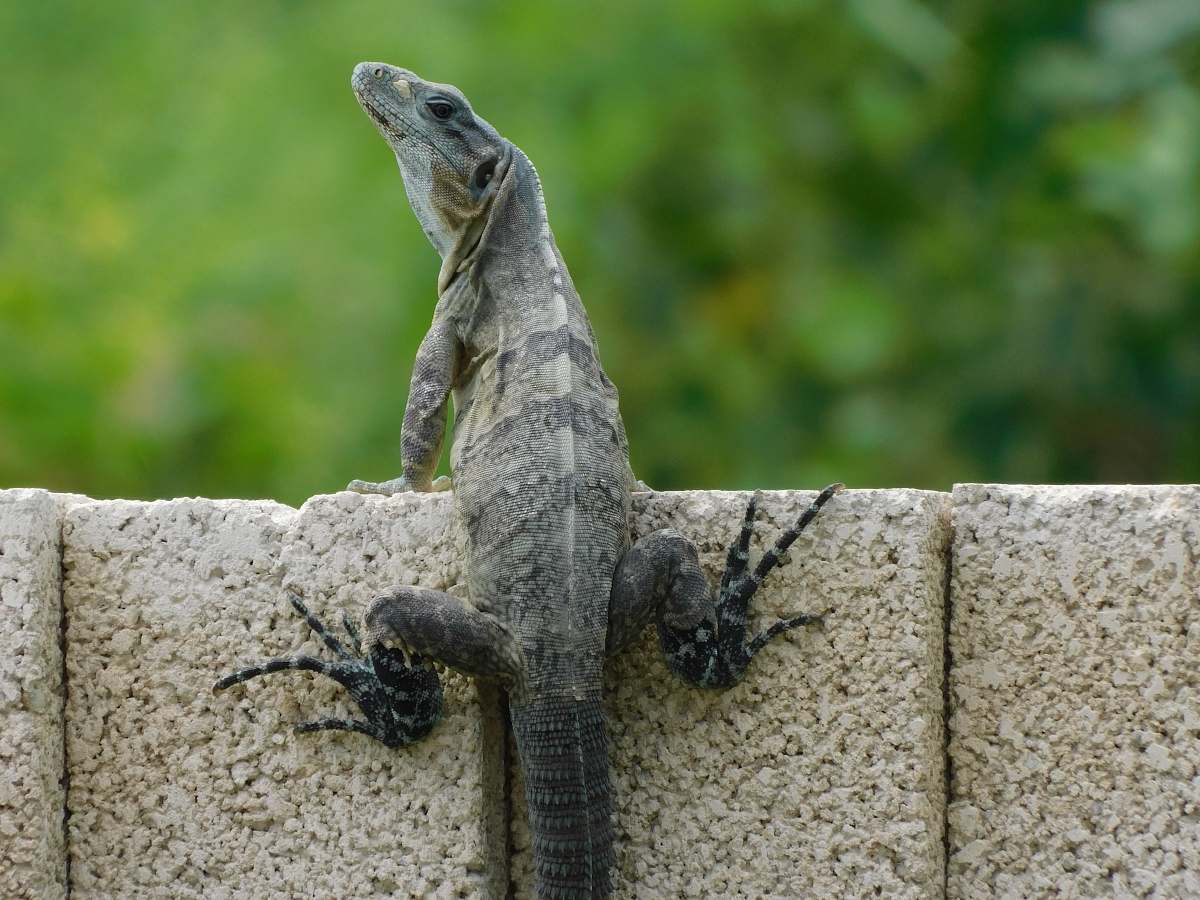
[2,1,1198,505]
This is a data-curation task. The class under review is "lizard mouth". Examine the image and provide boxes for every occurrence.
[356,91,407,140]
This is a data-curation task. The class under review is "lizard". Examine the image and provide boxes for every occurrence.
[213,61,842,900]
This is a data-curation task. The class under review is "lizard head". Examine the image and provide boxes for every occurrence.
[351,62,513,294]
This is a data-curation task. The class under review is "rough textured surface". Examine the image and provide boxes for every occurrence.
[948,484,1200,898]
[0,489,75,899]
[509,489,951,899]
[61,492,506,899]
[9,483,1200,895]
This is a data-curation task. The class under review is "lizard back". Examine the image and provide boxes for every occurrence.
[446,147,632,701]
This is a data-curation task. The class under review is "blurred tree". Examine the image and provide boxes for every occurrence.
[1,0,1197,505]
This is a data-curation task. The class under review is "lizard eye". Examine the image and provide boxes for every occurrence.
[426,99,455,120]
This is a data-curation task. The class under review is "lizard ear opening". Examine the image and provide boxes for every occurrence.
[470,157,497,196]
[469,149,508,204]
[474,143,545,258]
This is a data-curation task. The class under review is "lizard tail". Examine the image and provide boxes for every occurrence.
[510,696,614,900]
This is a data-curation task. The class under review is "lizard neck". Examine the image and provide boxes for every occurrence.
[469,147,560,279]
[435,143,516,296]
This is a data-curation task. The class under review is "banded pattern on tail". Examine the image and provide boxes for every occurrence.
[511,697,614,899]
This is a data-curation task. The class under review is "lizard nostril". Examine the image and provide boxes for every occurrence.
[373,67,385,79]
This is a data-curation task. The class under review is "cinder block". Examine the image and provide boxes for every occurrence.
[948,485,1200,898]
[61,493,506,899]
[510,489,952,899]
[0,489,76,899]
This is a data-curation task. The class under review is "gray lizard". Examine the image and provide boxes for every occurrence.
[214,61,841,899]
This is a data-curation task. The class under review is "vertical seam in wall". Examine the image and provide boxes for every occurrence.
[940,511,955,900]
[56,511,73,898]
[501,691,516,900]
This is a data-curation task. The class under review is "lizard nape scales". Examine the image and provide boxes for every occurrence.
[214,61,841,900]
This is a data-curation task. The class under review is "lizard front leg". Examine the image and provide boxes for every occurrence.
[214,589,522,748]
[347,318,460,496]
[361,587,524,688]
[607,485,842,688]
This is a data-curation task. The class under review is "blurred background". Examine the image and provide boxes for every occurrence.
[1,1,1198,505]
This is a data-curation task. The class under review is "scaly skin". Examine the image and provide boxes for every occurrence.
[214,62,841,899]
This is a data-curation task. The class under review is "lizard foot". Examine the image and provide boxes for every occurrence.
[346,475,452,495]
[346,476,412,495]
[213,594,443,748]
[661,483,842,688]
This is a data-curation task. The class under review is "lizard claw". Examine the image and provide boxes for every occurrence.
[213,596,443,748]
[294,717,383,741]
[662,484,841,688]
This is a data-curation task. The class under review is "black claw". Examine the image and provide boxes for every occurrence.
[341,610,363,654]
[212,596,444,747]
[295,717,380,740]
[671,483,841,688]
[747,613,824,657]
[213,655,330,692]
[289,593,353,659]
[719,492,759,596]
[749,483,842,587]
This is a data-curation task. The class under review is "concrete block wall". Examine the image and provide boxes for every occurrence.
[0,485,1196,897]
[947,485,1200,898]
[61,493,506,899]
[0,490,72,898]
[510,489,951,898]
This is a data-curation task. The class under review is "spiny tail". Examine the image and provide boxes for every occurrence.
[510,697,613,900]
